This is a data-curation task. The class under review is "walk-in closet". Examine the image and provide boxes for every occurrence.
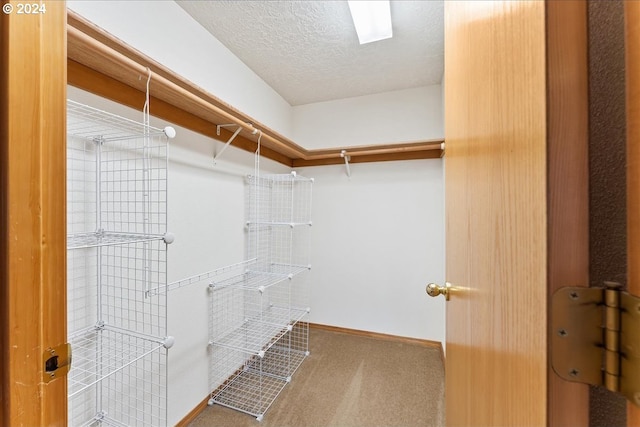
[6,0,640,426]
[2,1,447,425]
[58,2,447,424]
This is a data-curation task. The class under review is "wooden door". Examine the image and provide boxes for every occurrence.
[443,1,589,425]
[0,1,68,425]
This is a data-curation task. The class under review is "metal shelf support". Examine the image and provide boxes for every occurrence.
[214,123,258,164]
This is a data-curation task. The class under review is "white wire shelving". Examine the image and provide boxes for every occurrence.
[209,320,309,421]
[210,304,309,355]
[66,99,174,426]
[207,172,313,421]
[67,326,167,399]
[67,232,165,250]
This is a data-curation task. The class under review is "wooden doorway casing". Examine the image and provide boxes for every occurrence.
[626,1,640,425]
[0,1,68,425]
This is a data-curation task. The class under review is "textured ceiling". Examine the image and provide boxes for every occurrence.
[176,0,444,106]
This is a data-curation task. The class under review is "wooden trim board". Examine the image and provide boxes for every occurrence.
[175,396,211,427]
[308,322,443,349]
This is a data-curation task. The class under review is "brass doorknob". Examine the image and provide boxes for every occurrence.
[426,282,450,300]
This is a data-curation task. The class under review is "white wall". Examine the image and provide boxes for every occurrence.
[298,161,445,342]
[292,85,444,148]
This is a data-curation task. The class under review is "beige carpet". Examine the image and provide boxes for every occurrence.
[189,327,445,427]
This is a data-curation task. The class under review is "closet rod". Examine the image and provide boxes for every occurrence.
[67,25,303,160]
[311,143,442,160]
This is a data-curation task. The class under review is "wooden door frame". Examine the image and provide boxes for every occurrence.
[626,2,640,425]
[547,1,590,425]
[0,1,67,425]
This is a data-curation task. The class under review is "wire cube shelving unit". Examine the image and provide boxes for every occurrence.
[207,172,313,421]
[67,100,174,426]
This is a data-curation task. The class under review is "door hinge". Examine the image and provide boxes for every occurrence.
[43,343,71,383]
[552,283,640,406]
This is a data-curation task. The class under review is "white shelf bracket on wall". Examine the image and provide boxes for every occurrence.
[340,150,351,177]
[213,123,258,164]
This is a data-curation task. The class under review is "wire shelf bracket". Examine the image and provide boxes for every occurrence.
[214,123,258,164]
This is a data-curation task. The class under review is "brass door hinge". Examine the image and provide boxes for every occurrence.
[43,343,71,383]
[552,283,640,406]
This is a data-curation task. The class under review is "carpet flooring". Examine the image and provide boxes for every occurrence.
[189,327,445,427]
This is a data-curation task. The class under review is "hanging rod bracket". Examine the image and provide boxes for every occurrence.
[213,124,243,164]
[340,150,351,177]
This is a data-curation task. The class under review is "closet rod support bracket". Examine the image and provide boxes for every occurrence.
[213,122,258,165]
[340,150,351,177]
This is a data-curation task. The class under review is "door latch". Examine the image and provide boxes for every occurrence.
[43,343,71,383]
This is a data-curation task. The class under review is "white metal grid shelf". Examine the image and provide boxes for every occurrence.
[208,172,312,420]
[255,263,310,277]
[67,100,169,240]
[248,345,307,380]
[66,99,171,426]
[68,327,164,399]
[211,306,308,355]
[210,318,309,420]
[211,369,288,420]
[210,268,309,292]
[210,271,288,292]
[246,173,313,226]
[247,320,309,380]
[246,221,312,227]
[68,232,164,250]
[247,225,311,275]
[67,99,165,142]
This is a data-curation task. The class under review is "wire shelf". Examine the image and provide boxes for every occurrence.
[247,172,314,183]
[259,263,310,277]
[246,221,312,227]
[68,232,164,250]
[211,369,288,419]
[210,271,289,292]
[210,319,308,420]
[67,99,170,426]
[166,259,257,293]
[249,345,307,380]
[208,173,312,420]
[67,100,165,142]
[246,173,313,225]
[68,327,164,399]
[212,306,308,355]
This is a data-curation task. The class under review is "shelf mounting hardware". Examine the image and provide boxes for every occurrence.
[551,282,640,407]
[340,150,351,177]
[213,123,258,164]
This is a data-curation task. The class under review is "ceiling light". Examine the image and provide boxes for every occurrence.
[347,0,393,45]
